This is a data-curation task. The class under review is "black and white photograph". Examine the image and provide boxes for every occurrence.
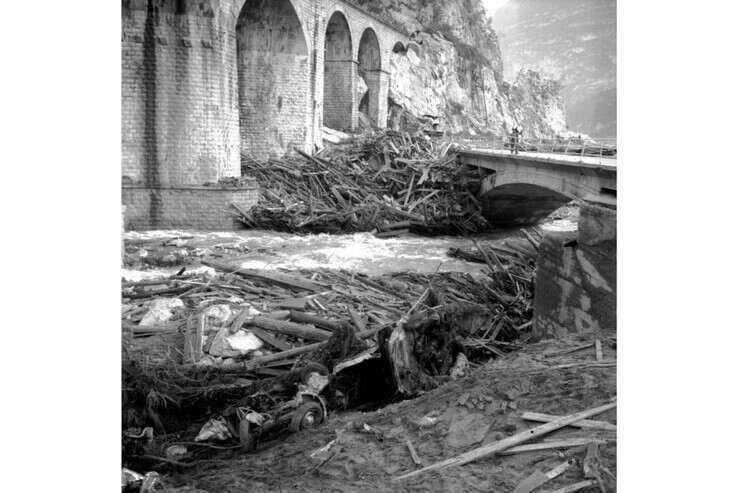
[4,1,739,492]
[119,1,617,491]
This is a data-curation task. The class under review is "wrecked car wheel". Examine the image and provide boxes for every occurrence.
[238,420,257,452]
[289,402,324,432]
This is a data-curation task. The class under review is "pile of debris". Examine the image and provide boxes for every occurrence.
[122,239,538,469]
[235,130,489,236]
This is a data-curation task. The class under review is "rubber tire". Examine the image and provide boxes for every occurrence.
[239,420,257,452]
[289,401,324,433]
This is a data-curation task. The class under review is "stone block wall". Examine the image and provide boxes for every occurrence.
[122,1,240,186]
[323,59,356,130]
[122,182,259,230]
[532,203,617,340]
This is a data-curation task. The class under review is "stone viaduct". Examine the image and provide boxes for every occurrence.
[122,0,409,192]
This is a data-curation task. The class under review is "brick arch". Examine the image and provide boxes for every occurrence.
[237,0,310,158]
[357,27,382,125]
[322,11,354,130]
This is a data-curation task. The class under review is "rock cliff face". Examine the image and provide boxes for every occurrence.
[350,0,568,138]
[492,0,616,138]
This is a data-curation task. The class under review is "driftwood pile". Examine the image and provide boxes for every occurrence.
[235,130,489,235]
[122,238,538,436]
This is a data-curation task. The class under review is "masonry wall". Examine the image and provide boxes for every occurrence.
[323,61,355,130]
[122,1,240,186]
[237,0,312,159]
[123,182,259,230]
[532,203,617,340]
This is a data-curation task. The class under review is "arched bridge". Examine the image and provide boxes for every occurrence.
[457,149,617,227]
[122,0,410,188]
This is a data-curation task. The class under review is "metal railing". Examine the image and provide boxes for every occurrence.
[442,135,617,159]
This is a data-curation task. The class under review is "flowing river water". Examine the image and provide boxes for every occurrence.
[122,206,578,281]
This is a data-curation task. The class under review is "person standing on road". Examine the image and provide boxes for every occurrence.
[510,127,522,154]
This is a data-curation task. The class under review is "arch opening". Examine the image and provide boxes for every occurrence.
[357,28,381,126]
[237,0,309,159]
[323,12,353,131]
[392,41,407,54]
[482,182,573,227]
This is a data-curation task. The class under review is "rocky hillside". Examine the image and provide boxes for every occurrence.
[492,0,616,138]
[351,0,568,139]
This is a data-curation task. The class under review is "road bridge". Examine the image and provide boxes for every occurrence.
[457,149,617,226]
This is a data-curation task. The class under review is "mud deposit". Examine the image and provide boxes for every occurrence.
[155,336,615,492]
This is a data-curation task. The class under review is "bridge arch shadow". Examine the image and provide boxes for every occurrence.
[237,0,309,159]
[482,182,573,227]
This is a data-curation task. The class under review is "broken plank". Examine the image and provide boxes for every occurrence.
[552,360,616,369]
[520,412,616,431]
[405,439,422,466]
[393,400,617,481]
[288,310,345,331]
[202,259,324,292]
[499,438,608,455]
[541,480,597,493]
[247,316,332,341]
[248,326,292,351]
[512,460,574,493]
[277,297,309,310]
[182,314,204,364]
[543,342,595,358]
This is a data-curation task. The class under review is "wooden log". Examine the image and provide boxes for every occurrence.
[230,307,254,333]
[202,260,324,292]
[541,480,597,493]
[278,297,309,310]
[405,439,422,466]
[123,285,190,299]
[182,314,204,364]
[498,438,608,455]
[375,228,410,238]
[520,412,616,431]
[247,316,332,341]
[543,342,595,358]
[122,319,181,334]
[288,310,345,331]
[595,339,604,361]
[520,228,541,250]
[248,326,292,351]
[379,220,413,231]
[552,360,616,369]
[263,310,291,320]
[393,401,617,481]
[512,460,574,493]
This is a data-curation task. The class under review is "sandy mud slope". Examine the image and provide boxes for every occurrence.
[165,335,615,493]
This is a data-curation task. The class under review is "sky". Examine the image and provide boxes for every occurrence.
[481,0,511,17]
